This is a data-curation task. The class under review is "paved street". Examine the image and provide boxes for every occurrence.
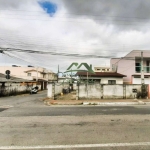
[0,91,150,149]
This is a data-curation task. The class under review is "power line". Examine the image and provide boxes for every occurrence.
[1,8,150,21]
[0,47,141,61]
[0,16,150,26]
[1,47,115,58]
[1,14,149,23]
[0,36,147,54]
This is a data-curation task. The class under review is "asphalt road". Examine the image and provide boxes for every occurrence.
[0,90,150,150]
[1,105,150,117]
[0,90,150,117]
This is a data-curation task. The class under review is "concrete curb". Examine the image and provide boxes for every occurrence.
[83,101,150,106]
[46,101,150,106]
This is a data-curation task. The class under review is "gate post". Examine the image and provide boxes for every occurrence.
[52,82,55,100]
[101,84,103,99]
[76,83,79,100]
[47,82,54,98]
[148,84,150,99]
[123,84,126,99]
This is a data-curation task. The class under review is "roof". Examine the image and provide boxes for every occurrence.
[25,69,55,74]
[0,73,33,83]
[111,50,150,60]
[76,72,126,77]
[94,66,110,68]
[24,69,44,73]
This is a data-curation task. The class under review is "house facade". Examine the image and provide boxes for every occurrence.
[76,72,126,84]
[0,66,57,90]
[110,50,150,84]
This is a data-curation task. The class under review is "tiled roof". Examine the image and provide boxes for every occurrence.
[76,72,126,77]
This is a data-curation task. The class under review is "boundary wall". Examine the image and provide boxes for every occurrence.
[47,83,149,100]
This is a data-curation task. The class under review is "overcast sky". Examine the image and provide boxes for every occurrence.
[0,0,150,72]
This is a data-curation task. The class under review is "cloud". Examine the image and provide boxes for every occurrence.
[0,0,150,73]
[0,0,26,9]
[62,0,150,30]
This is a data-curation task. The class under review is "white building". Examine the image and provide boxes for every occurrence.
[76,72,126,84]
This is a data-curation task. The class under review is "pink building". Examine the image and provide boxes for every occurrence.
[111,50,150,84]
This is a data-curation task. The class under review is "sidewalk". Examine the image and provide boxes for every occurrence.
[44,99,150,106]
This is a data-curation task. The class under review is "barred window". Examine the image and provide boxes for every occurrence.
[108,80,116,84]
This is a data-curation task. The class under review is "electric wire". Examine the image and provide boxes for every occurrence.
[1,8,150,21]
[1,16,150,26]
[0,36,147,55]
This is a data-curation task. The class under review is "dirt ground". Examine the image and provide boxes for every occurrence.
[56,90,76,100]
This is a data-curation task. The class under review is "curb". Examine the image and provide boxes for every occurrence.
[83,101,149,106]
[83,102,142,106]
[46,101,150,106]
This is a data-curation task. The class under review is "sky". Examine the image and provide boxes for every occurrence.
[0,0,150,73]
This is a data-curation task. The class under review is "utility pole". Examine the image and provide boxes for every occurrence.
[87,71,88,99]
[57,65,59,83]
[141,51,144,85]
[36,67,38,82]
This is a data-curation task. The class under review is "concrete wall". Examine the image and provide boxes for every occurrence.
[79,84,102,99]
[0,84,32,96]
[125,85,141,98]
[47,82,70,98]
[103,85,123,99]
[77,84,148,99]
[55,83,63,95]
[47,82,148,100]
[47,84,53,98]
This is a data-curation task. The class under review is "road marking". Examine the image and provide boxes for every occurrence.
[1,142,150,149]
[0,105,13,108]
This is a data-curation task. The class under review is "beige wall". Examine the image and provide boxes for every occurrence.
[0,66,56,81]
[0,66,31,77]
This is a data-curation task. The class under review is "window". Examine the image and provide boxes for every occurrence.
[108,80,116,84]
[27,73,31,76]
[135,63,141,72]
[112,64,117,72]
[93,79,101,83]
[146,61,150,73]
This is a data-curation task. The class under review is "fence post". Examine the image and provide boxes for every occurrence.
[52,82,55,100]
[101,84,103,99]
[47,82,54,99]
[76,83,79,100]
[123,85,126,99]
